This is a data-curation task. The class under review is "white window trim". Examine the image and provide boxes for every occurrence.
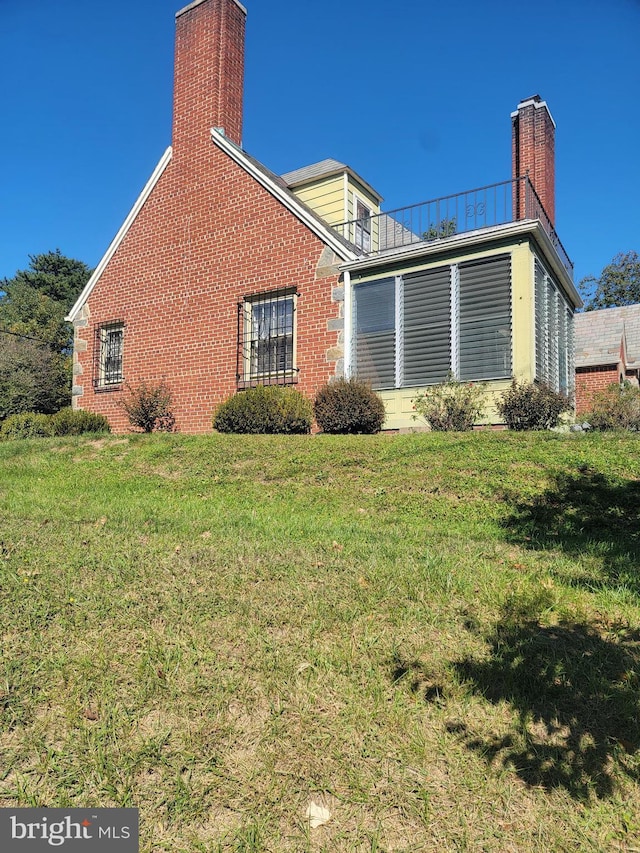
[395,275,403,388]
[241,291,297,385]
[353,194,372,252]
[450,264,460,377]
[97,322,124,388]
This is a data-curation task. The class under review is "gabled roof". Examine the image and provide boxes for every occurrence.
[575,304,640,369]
[67,135,359,322]
[281,158,383,203]
[210,131,359,260]
[67,147,173,322]
[281,158,348,185]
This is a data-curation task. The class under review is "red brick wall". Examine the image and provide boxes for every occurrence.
[575,365,619,414]
[512,96,555,227]
[73,146,343,434]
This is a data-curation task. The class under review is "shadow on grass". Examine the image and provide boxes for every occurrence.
[393,611,640,799]
[454,615,640,798]
[501,466,640,595]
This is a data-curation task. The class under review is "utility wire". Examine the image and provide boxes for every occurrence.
[0,327,64,349]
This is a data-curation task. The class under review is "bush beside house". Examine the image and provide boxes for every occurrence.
[583,382,640,431]
[314,378,385,434]
[412,376,486,431]
[213,386,313,434]
[497,380,571,431]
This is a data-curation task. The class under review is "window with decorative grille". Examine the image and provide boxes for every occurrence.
[94,322,124,388]
[237,290,297,387]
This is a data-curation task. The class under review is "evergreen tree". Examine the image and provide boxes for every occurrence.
[0,250,92,418]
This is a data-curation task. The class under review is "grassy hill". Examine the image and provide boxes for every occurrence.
[1,431,639,851]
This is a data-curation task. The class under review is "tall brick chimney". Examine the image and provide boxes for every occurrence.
[172,0,246,158]
[511,95,556,226]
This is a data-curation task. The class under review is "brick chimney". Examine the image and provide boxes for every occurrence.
[511,95,556,226]
[172,0,246,158]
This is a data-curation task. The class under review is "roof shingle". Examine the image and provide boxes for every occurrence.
[575,304,640,368]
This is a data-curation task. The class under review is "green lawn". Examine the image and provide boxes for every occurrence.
[0,431,639,852]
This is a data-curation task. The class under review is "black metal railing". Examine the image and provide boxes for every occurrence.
[337,176,573,278]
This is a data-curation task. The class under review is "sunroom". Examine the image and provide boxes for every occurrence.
[339,178,581,429]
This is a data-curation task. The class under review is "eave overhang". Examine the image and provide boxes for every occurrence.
[284,165,384,205]
[66,147,173,322]
[210,130,358,262]
[340,219,581,309]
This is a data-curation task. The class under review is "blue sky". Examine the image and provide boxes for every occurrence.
[1,0,639,293]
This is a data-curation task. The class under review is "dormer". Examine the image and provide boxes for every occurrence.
[281,159,383,252]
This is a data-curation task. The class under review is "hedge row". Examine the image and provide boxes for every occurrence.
[0,408,110,440]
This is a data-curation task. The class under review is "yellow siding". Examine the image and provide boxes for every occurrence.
[351,241,537,430]
[291,172,381,248]
[511,241,535,384]
[346,177,381,219]
[378,379,515,430]
[291,175,346,227]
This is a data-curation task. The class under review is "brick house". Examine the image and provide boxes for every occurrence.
[67,0,581,432]
[574,305,640,413]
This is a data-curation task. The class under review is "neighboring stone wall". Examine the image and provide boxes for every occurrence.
[575,364,619,414]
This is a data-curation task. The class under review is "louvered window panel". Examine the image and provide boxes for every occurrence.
[558,298,568,395]
[402,266,451,386]
[565,305,575,396]
[533,256,574,393]
[534,259,547,383]
[354,278,396,388]
[458,255,511,380]
[547,278,559,391]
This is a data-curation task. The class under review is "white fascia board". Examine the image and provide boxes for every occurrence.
[532,222,581,307]
[66,147,173,322]
[341,220,580,306]
[210,129,357,262]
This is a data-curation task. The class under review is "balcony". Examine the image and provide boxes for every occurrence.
[337,176,573,279]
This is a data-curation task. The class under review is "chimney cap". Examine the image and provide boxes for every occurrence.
[176,0,247,20]
[510,96,556,129]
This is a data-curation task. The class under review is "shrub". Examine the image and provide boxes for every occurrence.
[497,380,571,430]
[119,380,175,433]
[583,381,640,431]
[213,385,313,434]
[50,407,111,436]
[412,375,486,431]
[314,378,385,434]
[0,412,54,440]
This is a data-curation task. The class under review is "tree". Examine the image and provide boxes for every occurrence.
[0,250,92,419]
[0,336,70,420]
[580,251,640,311]
[423,217,457,242]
